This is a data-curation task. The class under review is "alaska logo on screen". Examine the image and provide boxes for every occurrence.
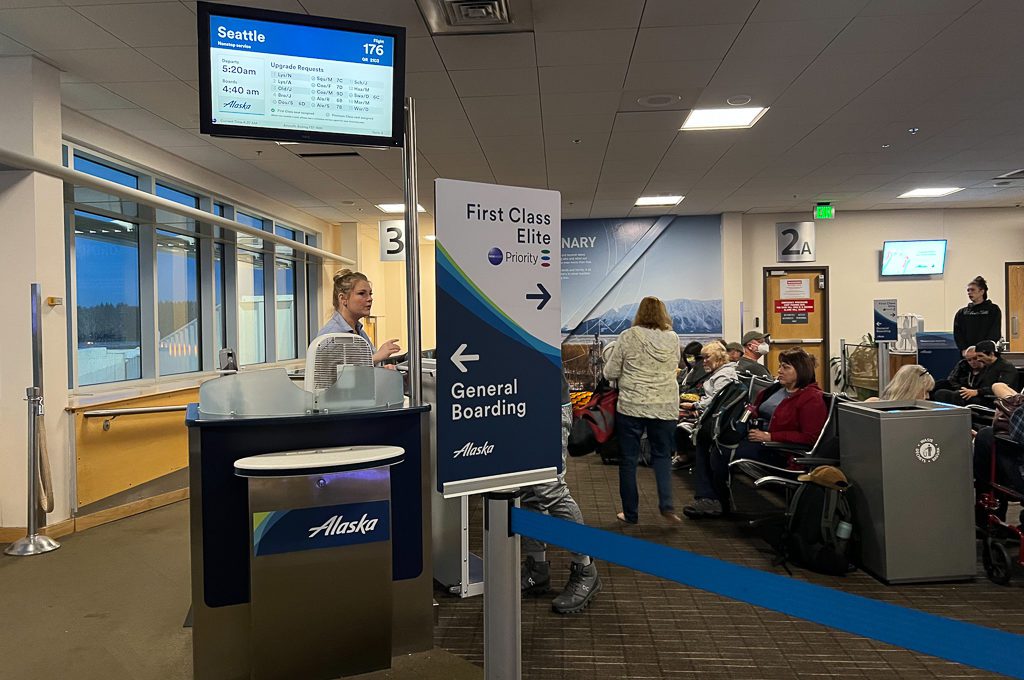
[252,500,390,556]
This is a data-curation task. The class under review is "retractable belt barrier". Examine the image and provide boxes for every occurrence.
[511,508,1024,679]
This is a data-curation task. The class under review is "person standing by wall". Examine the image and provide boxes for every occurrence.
[603,296,682,524]
[954,276,1002,351]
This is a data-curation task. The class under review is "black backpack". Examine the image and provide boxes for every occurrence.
[693,380,748,447]
[780,481,854,576]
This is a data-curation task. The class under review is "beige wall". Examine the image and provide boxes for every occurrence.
[740,208,1024,359]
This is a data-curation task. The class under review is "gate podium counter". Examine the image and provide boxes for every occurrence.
[185,369,432,680]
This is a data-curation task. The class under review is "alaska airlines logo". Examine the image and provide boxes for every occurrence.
[453,441,494,458]
[224,100,252,110]
[308,513,379,538]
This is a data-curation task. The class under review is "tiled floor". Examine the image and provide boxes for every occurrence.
[434,453,1024,679]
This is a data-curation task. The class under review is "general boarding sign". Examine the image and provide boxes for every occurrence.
[435,179,561,497]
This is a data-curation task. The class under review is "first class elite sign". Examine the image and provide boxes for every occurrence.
[434,179,562,497]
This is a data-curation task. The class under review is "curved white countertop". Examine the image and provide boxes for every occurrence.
[234,445,405,476]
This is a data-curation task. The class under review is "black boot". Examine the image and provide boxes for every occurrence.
[521,555,550,595]
[551,561,601,614]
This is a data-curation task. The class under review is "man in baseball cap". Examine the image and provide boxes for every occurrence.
[737,331,772,378]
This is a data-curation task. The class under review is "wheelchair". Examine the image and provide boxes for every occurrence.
[976,431,1024,586]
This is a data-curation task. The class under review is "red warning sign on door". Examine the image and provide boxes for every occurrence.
[775,299,814,313]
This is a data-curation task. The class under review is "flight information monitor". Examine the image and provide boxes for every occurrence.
[881,239,947,276]
[197,2,406,147]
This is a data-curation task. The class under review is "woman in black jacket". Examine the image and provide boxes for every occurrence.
[954,276,1002,351]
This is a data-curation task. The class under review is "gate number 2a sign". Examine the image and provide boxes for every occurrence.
[776,221,815,263]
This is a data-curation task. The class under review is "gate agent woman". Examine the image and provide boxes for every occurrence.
[602,296,682,525]
[318,269,402,365]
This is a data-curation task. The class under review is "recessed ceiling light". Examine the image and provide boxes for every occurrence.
[681,107,768,130]
[897,187,964,198]
[634,195,684,207]
[881,144,891,149]
[907,127,919,135]
[376,203,426,213]
[726,95,752,106]
[274,141,299,145]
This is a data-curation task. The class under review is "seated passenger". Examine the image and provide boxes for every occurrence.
[678,340,708,394]
[678,342,738,415]
[867,364,934,402]
[683,348,827,520]
[735,330,772,379]
[726,342,743,363]
[972,383,1024,522]
[933,341,1018,407]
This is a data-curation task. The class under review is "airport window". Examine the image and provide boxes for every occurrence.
[237,249,266,365]
[213,243,226,350]
[73,154,139,217]
[73,210,142,386]
[65,143,322,387]
[156,230,201,375]
[155,183,198,232]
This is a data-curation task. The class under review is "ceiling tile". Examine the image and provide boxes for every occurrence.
[450,68,537,97]
[43,47,176,82]
[533,0,644,31]
[535,29,636,66]
[859,0,977,16]
[613,111,687,133]
[406,70,458,99]
[0,32,33,56]
[539,64,627,94]
[462,95,541,136]
[748,0,869,22]
[136,46,198,81]
[632,25,742,62]
[434,33,536,70]
[623,60,719,92]
[543,114,615,137]
[771,51,905,112]
[104,80,199,128]
[298,0,429,37]
[60,82,135,110]
[727,19,849,58]
[542,91,620,117]
[640,0,757,27]
[75,2,196,48]
[83,107,179,131]
[406,37,444,72]
[697,54,814,108]
[0,7,124,50]
[825,13,959,55]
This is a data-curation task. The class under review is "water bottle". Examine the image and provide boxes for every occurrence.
[835,520,853,555]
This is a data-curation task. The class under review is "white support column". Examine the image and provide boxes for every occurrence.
[0,56,70,528]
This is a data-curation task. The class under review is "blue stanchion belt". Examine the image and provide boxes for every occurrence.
[511,507,1024,679]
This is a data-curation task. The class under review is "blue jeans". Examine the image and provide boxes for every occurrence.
[616,412,675,522]
[693,437,786,503]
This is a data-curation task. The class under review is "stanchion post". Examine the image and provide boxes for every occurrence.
[5,284,60,556]
[483,491,521,680]
[403,97,422,407]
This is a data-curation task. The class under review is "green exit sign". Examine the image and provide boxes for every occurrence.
[814,204,835,219]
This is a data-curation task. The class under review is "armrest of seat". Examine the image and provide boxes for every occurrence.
[753,475,801,490]
[789,457,839,468]
[728,458,799,477]
[761,441,812,453]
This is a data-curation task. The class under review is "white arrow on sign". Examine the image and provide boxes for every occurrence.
[450,343,480,374]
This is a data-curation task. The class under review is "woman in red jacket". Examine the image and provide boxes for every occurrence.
[683,348,828,519]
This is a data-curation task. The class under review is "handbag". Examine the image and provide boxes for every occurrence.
[993,394,1024,434]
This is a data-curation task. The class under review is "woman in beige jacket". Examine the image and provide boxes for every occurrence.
[603,296,682,524]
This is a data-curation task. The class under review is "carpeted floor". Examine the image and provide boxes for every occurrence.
[1,452,1021,679]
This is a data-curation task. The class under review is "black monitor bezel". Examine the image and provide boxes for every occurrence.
[197,1,406,148]
[880,238,948,277]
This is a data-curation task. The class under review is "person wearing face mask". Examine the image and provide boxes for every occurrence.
[678,341,708,393]
[953,276,1002,352]
[318,269,402,365]
[736,330,772,378]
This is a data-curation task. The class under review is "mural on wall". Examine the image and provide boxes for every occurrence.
[560,215,723,388]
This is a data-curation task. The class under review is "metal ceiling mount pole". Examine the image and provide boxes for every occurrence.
[403,97,423,406]
[5,284,60,556]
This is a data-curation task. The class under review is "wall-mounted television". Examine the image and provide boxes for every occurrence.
[880,239,947,276]
[197,2,406,147]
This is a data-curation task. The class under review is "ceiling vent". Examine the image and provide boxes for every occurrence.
[442,0,511,26]
[295,151,360,158]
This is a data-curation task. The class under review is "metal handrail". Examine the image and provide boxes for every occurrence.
[81,405,189,431]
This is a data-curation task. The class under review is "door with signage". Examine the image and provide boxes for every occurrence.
[1008,262,1024,352]
[764,268,829,388]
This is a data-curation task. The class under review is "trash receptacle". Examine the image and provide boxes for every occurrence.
[235,445,404,680]
[838,400,974,584]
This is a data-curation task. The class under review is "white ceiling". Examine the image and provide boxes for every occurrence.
[3,0,1024,226]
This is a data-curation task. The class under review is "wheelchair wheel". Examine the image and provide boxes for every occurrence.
[983,539,1013,586]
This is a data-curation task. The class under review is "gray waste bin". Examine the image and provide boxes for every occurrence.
[838,400,974,584]
[235,445,404,680]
